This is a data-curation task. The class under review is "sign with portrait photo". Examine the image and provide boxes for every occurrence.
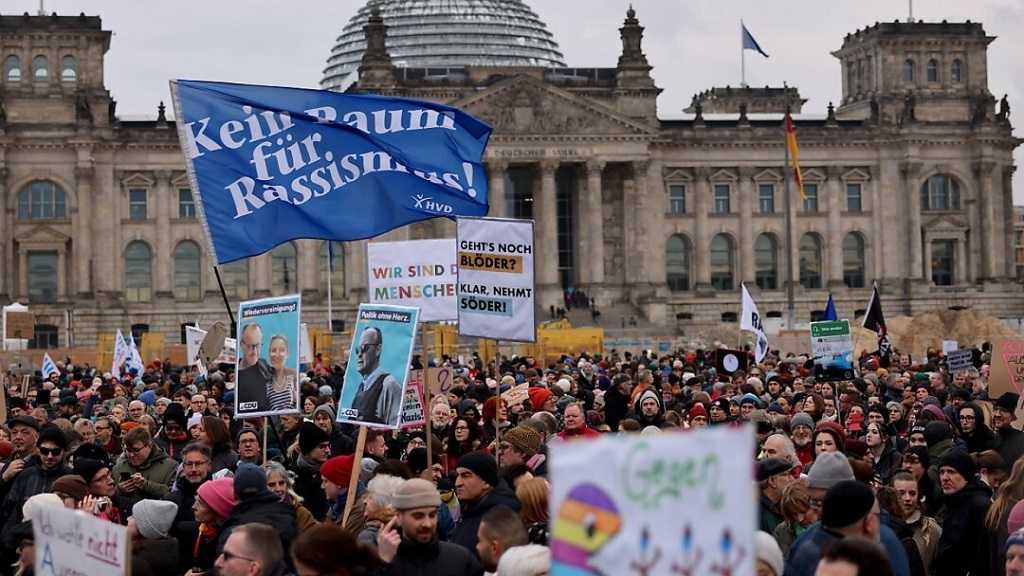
[337,303,420,429]
[235,294,302,418]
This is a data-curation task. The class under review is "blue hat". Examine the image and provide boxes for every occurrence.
[740,393,761,407]
[138,390,157,406]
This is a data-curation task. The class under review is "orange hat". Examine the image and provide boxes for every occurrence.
[120,421,142,434]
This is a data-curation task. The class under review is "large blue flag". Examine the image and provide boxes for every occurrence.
[742,22,769,58]
[823,293,838,321]
[171,80,492,264]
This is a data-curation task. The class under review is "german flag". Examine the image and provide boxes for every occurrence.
[784,111,806,200]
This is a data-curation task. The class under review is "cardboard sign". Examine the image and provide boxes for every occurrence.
[946,348,975,373]
[186,325,207,366]
[400,378,426,429]
[990,339,1024,399]
[368,238,458,322]
[425,366,455,397]
[4,311,34,340]
[942,340,959,354]
[501,383,530,408]
[810,320,855,382]
[714,348,747,377]
[549,426,755,576]
[32,504,130,576]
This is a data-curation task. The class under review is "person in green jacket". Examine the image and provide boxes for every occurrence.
[112,426,178,511]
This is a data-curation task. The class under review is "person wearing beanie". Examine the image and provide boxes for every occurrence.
[756,530,785,576]
[292,421,332,522]
[1007,528,1024,576]
[994,392,1024,468]
[498,426,546,476]
[376,478,482,575]
[785,480,885,576]
[812,420,846,458]
[790,412,816,467]
[687,403,708,428]
[633,388,664,428]
[934,448,992,576]
[451,451,520,554]
[312,403,355,457]
[0,423,72,536]
[527,387,555,413]
[320,454,368,535]
[154,402,190,461]
[128,499,180,576]
[191,477,237,572]
[216,462,297,562]
[901,445,941,518]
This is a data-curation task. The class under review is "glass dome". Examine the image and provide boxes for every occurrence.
[321,0,566,91]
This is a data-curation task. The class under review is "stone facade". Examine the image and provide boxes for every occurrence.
[0,10,1019,348]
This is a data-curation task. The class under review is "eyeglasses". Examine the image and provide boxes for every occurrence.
[38,447,63,456]
[125,444,147,454]
[220,550,256,563]
[959,415,975,421]
[358,343,379,354]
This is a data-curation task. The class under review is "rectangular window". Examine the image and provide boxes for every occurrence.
[803,184,819,212]
[668,184,686,215]
[128,188,147,221]
[27,251,58,304]
[178,188,196,219]
[931,239,956,286]
[758,184,775,213]
[846,183,863,212]
[713,184,731,214]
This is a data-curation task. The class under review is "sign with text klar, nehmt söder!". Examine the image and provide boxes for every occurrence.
[171,80,492,264]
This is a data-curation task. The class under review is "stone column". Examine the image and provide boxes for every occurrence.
[537,160,560,309]
[487,160,507,218]
[974,161,998,281]
[72,166,92,296]
[900,162,923,280]
[18,249,27,298]
[93,163,117,296]
[585,160,605,291]
[57,248,66,298]
[154,170,172,297]
[253,253,271,297]
[0,166,8,298]
[738,168,755,285]
[956,237,967,285]
[693,168,711,290]
[299,239,318,298]
[826,167,844,288]
[1005,166,1018,278]
[870,166,884,282]
[923,239,933,284]
[346,240,368,302]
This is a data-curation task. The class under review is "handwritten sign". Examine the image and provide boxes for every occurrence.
[991,339,1024,399]
[32,504,129,576]
[400,378,426,429]
[946,348,974,373]
[501,383,530,408]
[549,426,754,576]
[425,366,454,397]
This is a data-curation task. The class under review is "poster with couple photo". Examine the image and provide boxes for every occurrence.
[235,294,302,418]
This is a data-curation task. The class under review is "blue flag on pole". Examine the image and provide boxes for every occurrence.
[171,80,492,264]
[742,22,770,58]
[823,293,838,321]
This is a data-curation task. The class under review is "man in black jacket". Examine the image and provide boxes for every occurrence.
[168,443,212,573]
[377,478,482,576]
[217,463,297,560]
[934,449,992,576]
[0,425,71,537]
[291,422,331,520]
[994,392,1024,467]
[451,451,520,555]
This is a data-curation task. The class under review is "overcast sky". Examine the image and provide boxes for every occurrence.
[9,0,1024,201]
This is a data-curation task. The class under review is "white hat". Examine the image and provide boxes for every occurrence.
[756,531,784,576]
[132,500,178,539]
[555,378,572,393]
[187,413,204,430]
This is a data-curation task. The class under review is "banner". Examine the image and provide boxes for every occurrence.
[739,284,769,363]
[810,320,855,382]
[990,339,1024,399]
[112,330,130,378]
[235,294,302,418]
[368,238,458,322]
[32,504,130,576]
[170,80,492,264]
[126,333,145,376]
[456,217,535,342]
[549,426,755,576]
[41,353,58,380]
[337,304,420,429]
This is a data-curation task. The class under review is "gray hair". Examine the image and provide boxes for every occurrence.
[263,461,303,504]
[364,474,406,510]
[497,544,551,576]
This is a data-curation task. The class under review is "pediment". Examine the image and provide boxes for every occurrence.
[172,172,191,187]
[19,224,70,244]
[843,168,871,181]
[754,168,783,182]
[710,169,738,182]
[802,168,826,182]
[663,168,693,182]
[923,214,968,231]
[454,75,656,137]
[121,173,154,188]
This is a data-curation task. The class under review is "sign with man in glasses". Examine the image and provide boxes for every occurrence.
[235,294,302,418]
[337,304,420,429]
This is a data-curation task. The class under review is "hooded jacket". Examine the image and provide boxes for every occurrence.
[450,481,520,554]
[934,478,992,576]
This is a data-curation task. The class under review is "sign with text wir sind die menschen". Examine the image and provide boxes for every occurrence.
[368,238,457,322]
[171,80,492,264]
[456,217,535,342]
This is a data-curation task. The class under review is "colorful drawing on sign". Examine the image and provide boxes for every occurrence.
[551,483,623,575]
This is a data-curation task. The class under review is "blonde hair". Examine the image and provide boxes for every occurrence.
[987,458,1024,531]
[515,477,549,525]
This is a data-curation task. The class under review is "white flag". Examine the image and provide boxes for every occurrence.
[41,353,58,380]
[112,330,130,378]
[126,333,145,377]
[740,283,770,363]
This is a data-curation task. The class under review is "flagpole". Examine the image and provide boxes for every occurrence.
[783,114,796,331]
[740,21,747,87]
[326,243,334,332]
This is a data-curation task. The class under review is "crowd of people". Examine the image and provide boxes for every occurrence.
[0,341,1022,575]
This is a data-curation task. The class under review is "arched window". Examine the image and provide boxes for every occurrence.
[926,59,939,83]
[174,241,201,300]
[799,233,822,289]
[271,242,297,294]
[843,233,866,288]
[4,55,20,82]
[920,174,961,211]
[32,55,48,80]
[125,241,152,302]
[951,59,963,83]
[320,241,345,299]
[903,59,915,83]
[17,181,67,220]
[60,55,77,82]
[665,235,690,292]
[219,259,249,300]
[754,233,778,290]
[710,234,734,291]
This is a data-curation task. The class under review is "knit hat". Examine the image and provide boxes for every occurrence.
[790,412,815,431]
[638,389,660,408]
[939,449,976,480]
[313,403,336,421]
[1007,528,1024,553]
[739,393,761,407]
[822,480,875,529]
[997,392,1021,413]
[132,500,178,539]
[755,531,784,576]
[813,421,846,453]
[51,475,89,501]
[924,421,954,446]
[807,452,854,490]
[688,403,707,420]
[37,425,67,450]
[197,477,237,520]
[504,426,542,457]
[321,454,356,487]
[392,478,442,511]
[298,421,330,455]
[1008,500,1024,535]
[641,425,662,436]
[233,462,272,500]
[72,458,108,484]
[528,388,553,412]
[456,451,499,488]
[187,413,204,430]
[22,493,62,520]
[163,403,187,429]
[72,443,110,466]
[555,378,572,394]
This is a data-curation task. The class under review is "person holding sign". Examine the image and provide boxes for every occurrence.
[351,326,403,426]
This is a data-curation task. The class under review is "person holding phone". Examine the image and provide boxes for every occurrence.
[110,427,177,510]
[73,457,122,524]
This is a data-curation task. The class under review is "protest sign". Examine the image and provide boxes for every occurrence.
[300,323,313,365]
[502,383,530,409]
[990,339,1024,399]
[942,340,959,354]
[714,348,747,378]
[946,348,975,373]
[425,366,454,397]
[810,320,855,382]
[216,337,237,364]
[549,425,755,576]
[186,325,207,366]
[337,304,420,429]
[32,504,130,576]
[368,238,458,322]
[400,377,426,429]
[456,217,535,342]
[171,80,492,264]
[235,294,302,418]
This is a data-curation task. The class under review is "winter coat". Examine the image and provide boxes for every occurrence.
[293,500,318,532]
[111,444,178,509]
[963,425,999,454]
[450,482,520,554]
[209,444,238,474]
[153,430,190,462]
[291,456,327,521]
[603,385,630,431]
[873,443,904,484]
[988,498,1019,576]
[382,537,483,576]
[328,427,355,456]
[997,428,1024,469]
[785,522,911,576]
[906,512,941,575]
[167,473,206,574]
[0,457,71,536]
[759,493,784,534]
[131,537,180,576]
[217,491,297,559]
[934,478,992,576]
